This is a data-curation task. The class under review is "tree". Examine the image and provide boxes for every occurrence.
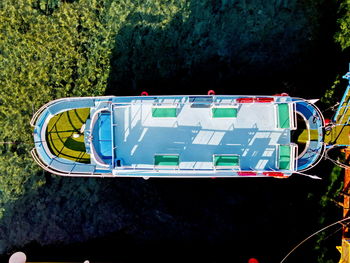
[0,0,121,214]
[335,0,350,50]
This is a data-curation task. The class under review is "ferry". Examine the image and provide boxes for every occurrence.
[30,94,325,178]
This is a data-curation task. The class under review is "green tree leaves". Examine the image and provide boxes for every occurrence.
[335,0,350,50]
[0,0,119,215]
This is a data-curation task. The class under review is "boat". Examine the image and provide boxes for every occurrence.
[30,94,325,178]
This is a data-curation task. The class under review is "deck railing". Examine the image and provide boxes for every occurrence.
[31,148,114,177]
[30,96,112,127]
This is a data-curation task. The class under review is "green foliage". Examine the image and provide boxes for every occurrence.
[321,0,350,116]
[335,0,350,50]
[319,165,343,209]
[0,0,119,220]
[0,0,192,212]
[108,0,322,91]
[321,76,341,107]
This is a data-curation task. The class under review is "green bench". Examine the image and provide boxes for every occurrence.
[277,104,290,128]
[154,154,179,166]
[152,107,177,117]
[213,154,240,167]
[278,145,291,170]
[212,107,238,118]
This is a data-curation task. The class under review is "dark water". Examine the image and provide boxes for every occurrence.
[5,169,341,263]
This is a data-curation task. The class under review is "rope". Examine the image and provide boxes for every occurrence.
[324,145,350,169]
[280,216,350,263]
[293,171,321,180]
[324,102,340,113]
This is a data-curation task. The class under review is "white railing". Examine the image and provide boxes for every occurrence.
[30,96,114,127]
[31,148,114,177]
[88,107,110,168]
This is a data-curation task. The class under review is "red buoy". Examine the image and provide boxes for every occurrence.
[208,90,216,95]
[273,93,289,97]
[140,91,149,96]
[248,258,259,263]
[324,118,331,126]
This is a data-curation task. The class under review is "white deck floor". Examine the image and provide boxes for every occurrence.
[113,102,290,170]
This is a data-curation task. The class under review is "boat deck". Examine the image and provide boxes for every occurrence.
[31,95,328,177]
[112,100,290,171]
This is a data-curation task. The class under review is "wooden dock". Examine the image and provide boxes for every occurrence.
[331,73,350,262]
[337,149,350,262]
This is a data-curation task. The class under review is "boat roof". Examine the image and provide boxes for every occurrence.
[87,96,298,172]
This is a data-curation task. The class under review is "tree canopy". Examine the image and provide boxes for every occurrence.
[335,0,350,50]
[0,0,116,213]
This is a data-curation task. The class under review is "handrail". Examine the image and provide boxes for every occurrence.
[31,148,114,177]
[30,102,50,127]
[88,107,110,167]
[32,95,305,128]
[293,98,325,172]
[30,97,75,127]
[298,143,326,172]
[30,96,114,127]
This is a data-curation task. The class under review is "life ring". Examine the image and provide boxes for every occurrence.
[273,93,289,96]
[208,90,215,95]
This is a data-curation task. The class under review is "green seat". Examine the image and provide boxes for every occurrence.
[279,145,291,170]
[214,155,239,167]
[212,107,238,118]
[278,104,290,128]
[152,108,177,117]
[154,154,179,166]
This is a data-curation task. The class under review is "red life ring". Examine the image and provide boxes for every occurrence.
[208,90,216,95]
[273,93,289,96]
